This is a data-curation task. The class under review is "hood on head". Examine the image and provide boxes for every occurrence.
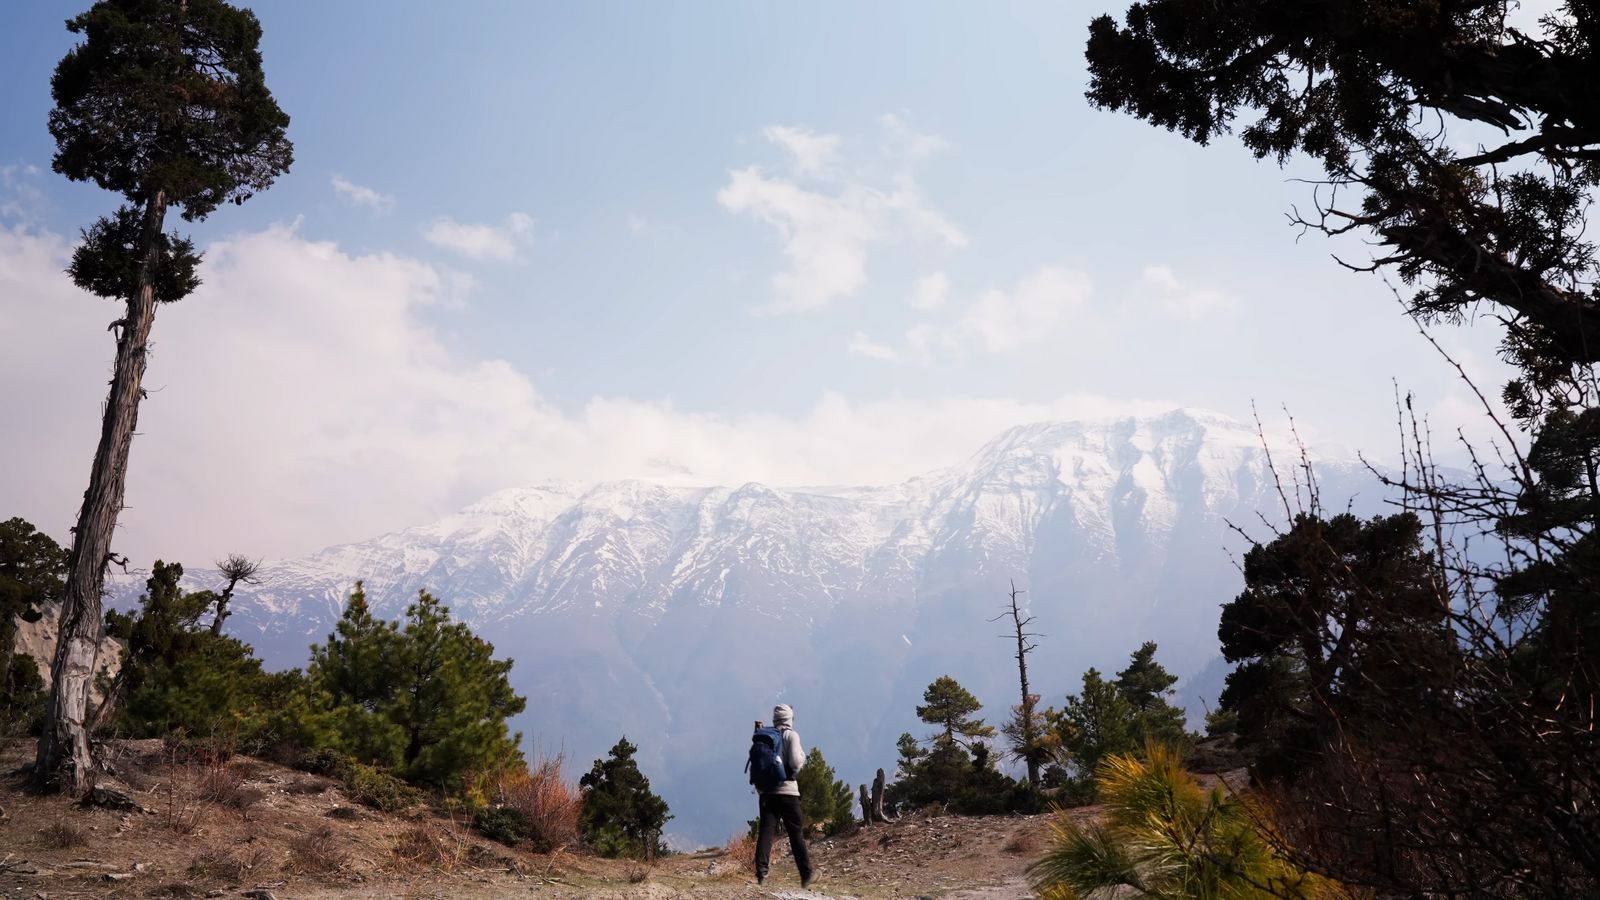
[772,704,793,727]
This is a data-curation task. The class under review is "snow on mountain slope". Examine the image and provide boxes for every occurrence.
[112,409,1387,844]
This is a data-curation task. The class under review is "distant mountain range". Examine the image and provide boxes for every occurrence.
[111,409,1391,845]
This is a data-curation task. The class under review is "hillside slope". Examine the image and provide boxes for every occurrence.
[0,738,1059,899]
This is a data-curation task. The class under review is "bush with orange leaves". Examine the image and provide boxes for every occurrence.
[486,753,582,853]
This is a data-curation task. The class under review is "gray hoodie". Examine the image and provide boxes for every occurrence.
[770,704,805,797]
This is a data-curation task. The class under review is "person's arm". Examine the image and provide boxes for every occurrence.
[785,730,805,778]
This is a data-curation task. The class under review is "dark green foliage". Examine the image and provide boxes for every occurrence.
[1203,707,1238,738]
[1050,667,1137,780]
[100,561,301,747]
[0,655,45,737]
[888,683,1037,815]
[387,592,526,787]
[1217,512,1450,777]
[51,0,293,221]
[291,747,420,812]
[1084,0,1600,382]
[916,675,996,746]
[578,737,672,860]
[474,806,531,847]
[0,518,65,733]
[1114,642,1191,749]
[69,206,200,303]
[795,747,855,835]
[307,586,526,789]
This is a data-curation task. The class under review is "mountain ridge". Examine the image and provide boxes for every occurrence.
[107,408,1385,844]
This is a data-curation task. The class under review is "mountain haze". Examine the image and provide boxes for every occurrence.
[119,409,1388,843]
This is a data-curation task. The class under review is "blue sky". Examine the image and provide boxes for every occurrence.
[0,1,1529,563]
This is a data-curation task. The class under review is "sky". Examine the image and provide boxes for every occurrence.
[0,1,1548,567]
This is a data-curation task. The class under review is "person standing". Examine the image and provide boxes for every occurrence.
[750,703,815,887]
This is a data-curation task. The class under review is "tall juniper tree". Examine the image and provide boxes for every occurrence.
[36,0,291,791]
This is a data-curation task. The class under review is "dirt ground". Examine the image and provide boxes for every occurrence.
[0,739,1089,899]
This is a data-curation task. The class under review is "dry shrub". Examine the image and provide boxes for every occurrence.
[283,777,331,795]
[40,819,89,849]
[721,832,757,876]
[1003,830,1040,854]
[625,860,653,883]
[286,824,349,877]
[325,805,363,821]
[489,753,581,852]
[187,846,273,885]
[394,823,472,872]
[196,764,263,814]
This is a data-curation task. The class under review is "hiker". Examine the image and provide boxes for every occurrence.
[747,703,815,888]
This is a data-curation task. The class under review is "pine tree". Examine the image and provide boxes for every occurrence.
[97,560,213,730]
[38,0,292,792]
[796,746,855,836]
[578,737,672,860]
[307,586,526,787]
[387,591,526,787]
[916,675,996,747]
[307,583,406,767]
[1051,667,1137,780]
[1114,642,1190,748]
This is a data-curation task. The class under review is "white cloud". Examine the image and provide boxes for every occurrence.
[880,113,950,161]
[331,175,395,213]
[0,222,1164,566]
[908,272,949,311]
[423,212,534,261]
[1138,265,1236,320]
[762,125,841,176]
[719,118,966,314]
[856,266,1093,362]
[0,163,47,224]
[847,330,901,361]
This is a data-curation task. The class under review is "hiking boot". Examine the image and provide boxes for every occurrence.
[801,871,817,889]
[756,873,767,886]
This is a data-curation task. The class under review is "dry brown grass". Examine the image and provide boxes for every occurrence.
[285,824,350,877]
[39,818,88,849]
[186,845,272,885]
[625,859,653,883]
[393,823,472,873]
[489,752,582,852]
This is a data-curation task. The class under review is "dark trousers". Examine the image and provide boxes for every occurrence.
[755,792,812,880]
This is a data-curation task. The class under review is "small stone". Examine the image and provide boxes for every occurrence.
[242,890,278,900]
[101,872,133,882]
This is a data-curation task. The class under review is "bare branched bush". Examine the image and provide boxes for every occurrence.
[488,753,582,853]
[1226,393,1600,898]
[720,832,757,876]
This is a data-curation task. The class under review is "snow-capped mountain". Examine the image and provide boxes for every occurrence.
[118,409,1388,844]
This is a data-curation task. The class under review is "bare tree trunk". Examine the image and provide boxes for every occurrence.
[997,580,1042,789]
[859,784,872,826]
[871,768,892,822]
[35,191,167,793]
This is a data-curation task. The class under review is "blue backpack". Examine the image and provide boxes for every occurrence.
[746,726,790,792]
